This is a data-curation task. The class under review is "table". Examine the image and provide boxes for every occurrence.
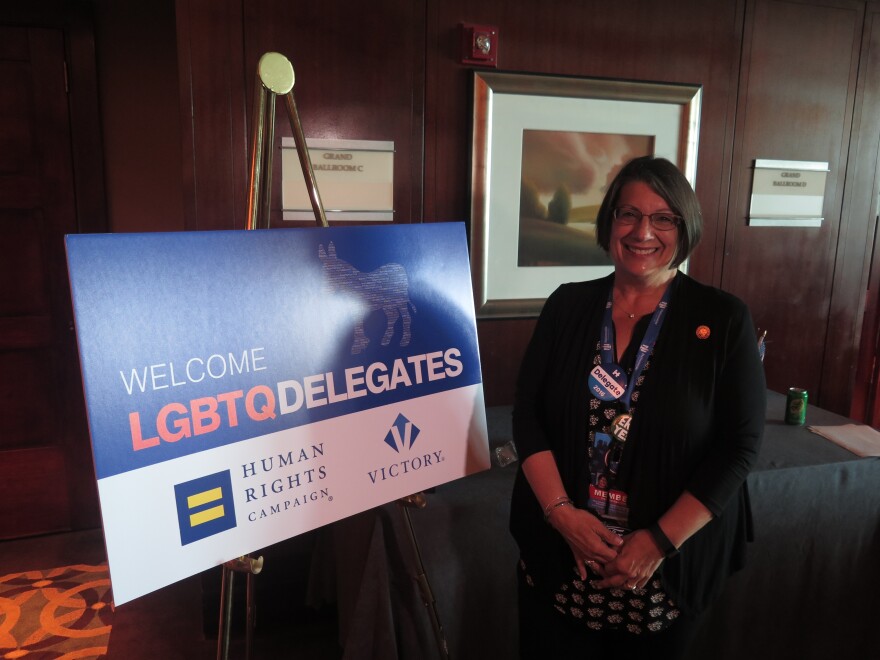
[309,391,880,659]
[688,392,880,658]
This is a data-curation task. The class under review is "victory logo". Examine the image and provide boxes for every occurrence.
[368,413,442,484]
[383,413,420,453]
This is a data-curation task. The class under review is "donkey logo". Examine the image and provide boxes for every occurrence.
[318,242,416,355]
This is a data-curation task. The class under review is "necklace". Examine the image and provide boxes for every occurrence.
[613,273,675,321]
[614,301,639,319]
[614,291,658,319]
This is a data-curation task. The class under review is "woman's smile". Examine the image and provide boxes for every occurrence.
[609,181,679,287]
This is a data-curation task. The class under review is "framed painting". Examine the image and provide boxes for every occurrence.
[469,71,702,318]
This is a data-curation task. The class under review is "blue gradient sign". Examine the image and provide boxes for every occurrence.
[66,223,489,604]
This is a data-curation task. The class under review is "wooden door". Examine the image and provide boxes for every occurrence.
[0,23,99,538]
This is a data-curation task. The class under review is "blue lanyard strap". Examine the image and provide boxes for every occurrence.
[599,280,672,410]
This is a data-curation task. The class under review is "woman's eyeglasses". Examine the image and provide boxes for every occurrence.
[612,206,681,231]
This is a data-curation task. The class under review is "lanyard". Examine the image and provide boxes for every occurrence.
[598,280,672,411]
[588,279,673,516]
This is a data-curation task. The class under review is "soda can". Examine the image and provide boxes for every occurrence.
[785,387,808,425]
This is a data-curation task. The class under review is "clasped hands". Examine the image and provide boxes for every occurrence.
[547,504,663,590]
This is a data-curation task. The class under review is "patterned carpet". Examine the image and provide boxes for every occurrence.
[0,564,112,659]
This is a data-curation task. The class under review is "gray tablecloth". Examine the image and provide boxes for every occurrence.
[309,391,880,659]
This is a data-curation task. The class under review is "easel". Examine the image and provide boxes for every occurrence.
[217,52,449,660]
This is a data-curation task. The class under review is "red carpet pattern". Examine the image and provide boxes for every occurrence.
[0,563,112,659]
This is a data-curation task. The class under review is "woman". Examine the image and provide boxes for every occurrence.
[510,156,765,659]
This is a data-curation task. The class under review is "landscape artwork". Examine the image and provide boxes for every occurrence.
[518,130,654,267]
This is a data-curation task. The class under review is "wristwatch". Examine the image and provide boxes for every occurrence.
[648,522,679,558]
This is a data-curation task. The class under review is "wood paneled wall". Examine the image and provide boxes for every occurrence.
[724,0,871,415]
[242,0,427,230]
[849,2,880,424]
[0,1,107,537]
[163,0,880,415]
[95,0,183,233]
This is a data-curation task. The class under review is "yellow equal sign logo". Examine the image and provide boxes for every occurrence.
[187,487,225,527]
[175,470,237,545]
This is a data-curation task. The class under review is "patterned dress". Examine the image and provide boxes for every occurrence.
[521,339,681,635]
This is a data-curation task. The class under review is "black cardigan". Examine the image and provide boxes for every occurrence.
[510,273,766,616]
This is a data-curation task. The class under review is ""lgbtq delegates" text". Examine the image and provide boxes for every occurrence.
[128,348,463,451]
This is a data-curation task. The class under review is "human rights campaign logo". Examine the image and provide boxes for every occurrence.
[174,471,237,545]
[384,413,420,453]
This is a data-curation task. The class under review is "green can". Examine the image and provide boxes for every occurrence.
[785,387,808,425]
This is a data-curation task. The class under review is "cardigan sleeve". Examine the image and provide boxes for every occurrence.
[685,299,766,517]
[511,285,565,462]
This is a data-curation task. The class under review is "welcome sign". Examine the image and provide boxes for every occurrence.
[66,223,489,605]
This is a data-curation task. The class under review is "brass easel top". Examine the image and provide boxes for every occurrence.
[258,52,294,95]
[247,51,328,230]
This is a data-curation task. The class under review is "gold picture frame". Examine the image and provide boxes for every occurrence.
[469,71,702,319]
